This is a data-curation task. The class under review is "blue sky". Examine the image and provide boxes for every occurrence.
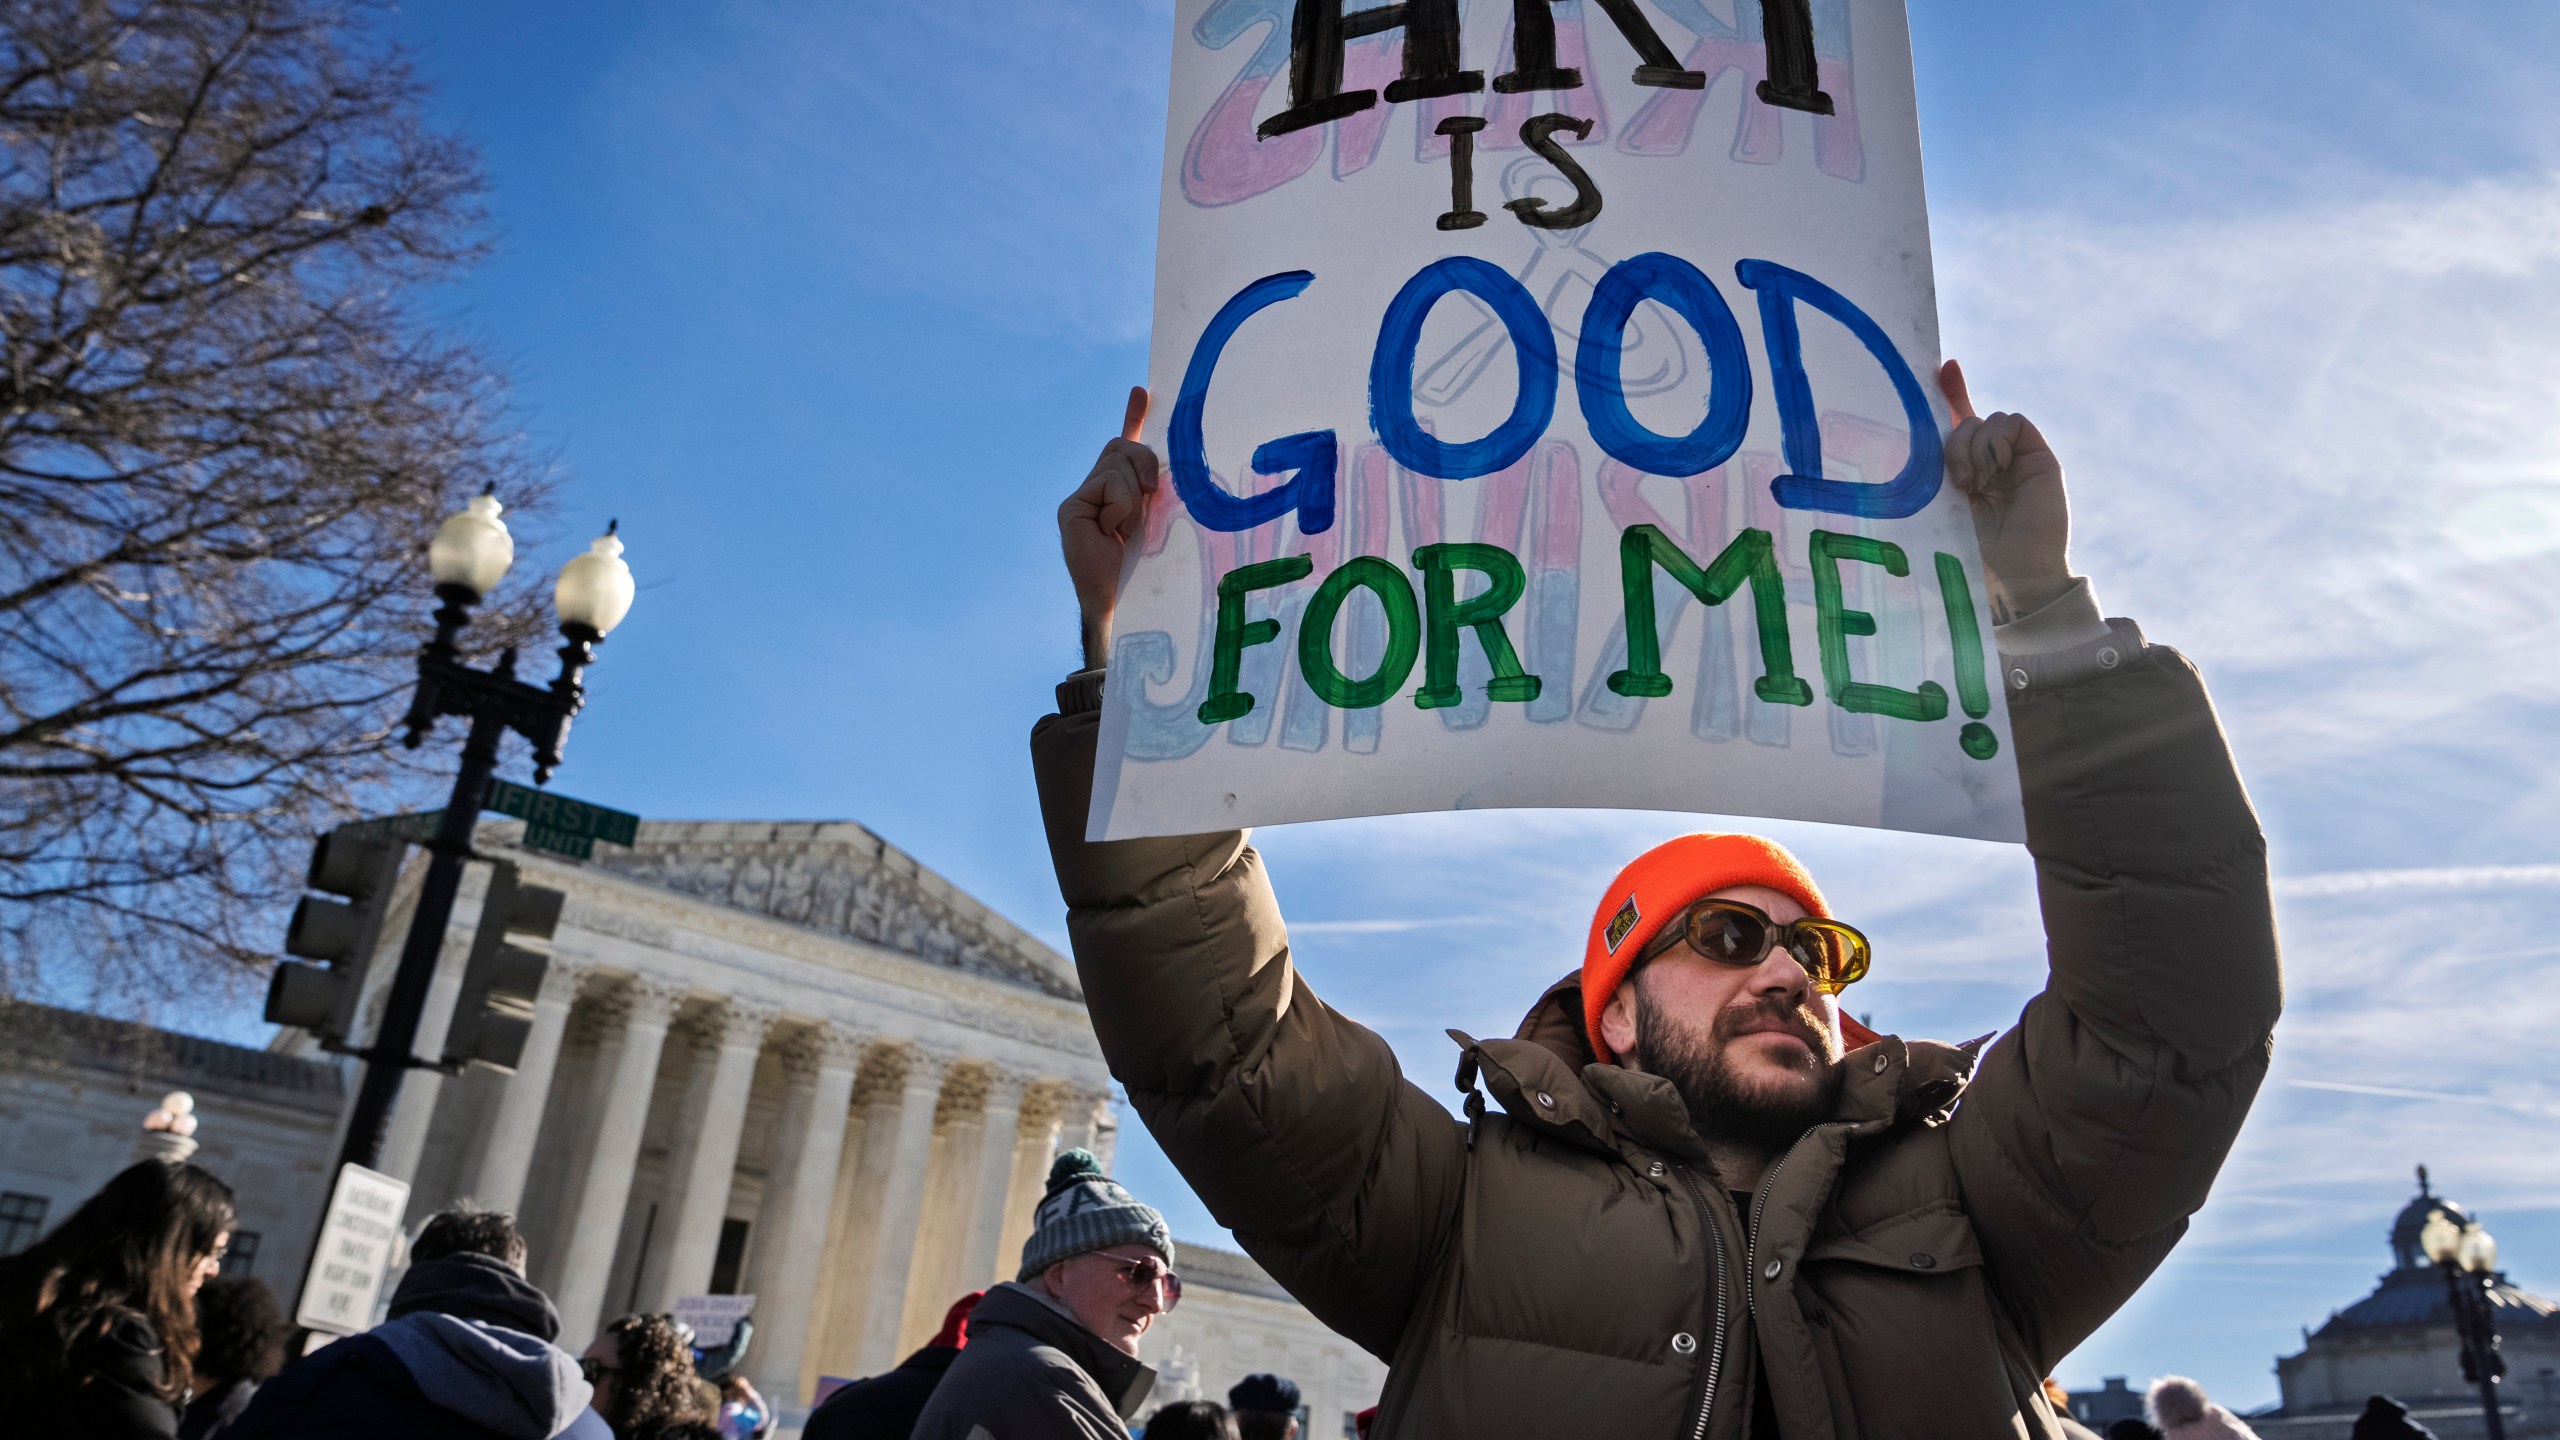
[239,0,2560,1409]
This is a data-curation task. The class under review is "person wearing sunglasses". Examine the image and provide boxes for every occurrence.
[914,1150,1178,1440]
[1038,364,2280,1440]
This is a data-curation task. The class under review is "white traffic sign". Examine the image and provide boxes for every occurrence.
[295,1162,410,1336]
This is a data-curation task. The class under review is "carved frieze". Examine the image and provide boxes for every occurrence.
[585,822,1078,1000]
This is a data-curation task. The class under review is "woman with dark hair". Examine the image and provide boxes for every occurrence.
[580,1314,710,1439]
[0,1160,236,1438]
[179,1276,285,1440]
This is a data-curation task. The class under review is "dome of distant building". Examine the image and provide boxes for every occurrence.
[2259,1168,2560,1439]
[2388,1168,2474,1274]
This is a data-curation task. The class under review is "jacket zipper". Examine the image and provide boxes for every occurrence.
[1670,1163,1730,1440]
[1745,1139,1801,1327]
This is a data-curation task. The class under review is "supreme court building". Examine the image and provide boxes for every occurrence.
[259,817,1383,1424]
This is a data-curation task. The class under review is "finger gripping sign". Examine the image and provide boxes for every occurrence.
[1094,0,2024,845]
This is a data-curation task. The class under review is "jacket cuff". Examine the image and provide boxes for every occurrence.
[1056,668,1107,716]
[2001,617,2145,697]
[1991,576,2109,656]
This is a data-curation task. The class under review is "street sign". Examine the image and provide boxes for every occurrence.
[296,1163,410,1335]
[341,811,442,844]
[523,827,592,859]
[342,784,639,861]
[483,780,639,860]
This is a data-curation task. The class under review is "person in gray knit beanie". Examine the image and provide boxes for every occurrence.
[913,1150,1179,1440]
[1019,1148,1175,1280]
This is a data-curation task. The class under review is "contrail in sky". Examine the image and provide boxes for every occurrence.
[2288,1079,2558,1117]
[1290,918,1497,935]
[2272,865,2560,898]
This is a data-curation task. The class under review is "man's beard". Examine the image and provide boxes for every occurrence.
[1633,977,1845,1152]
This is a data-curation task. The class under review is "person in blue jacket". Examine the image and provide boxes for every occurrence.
[229,1205,608,1440]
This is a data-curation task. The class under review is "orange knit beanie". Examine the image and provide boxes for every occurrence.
[1582,833,1874,1061]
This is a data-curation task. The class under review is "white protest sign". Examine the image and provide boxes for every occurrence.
[1094,0,2023,844]
[295,1162,410,1336]
[673,1293,756,1347]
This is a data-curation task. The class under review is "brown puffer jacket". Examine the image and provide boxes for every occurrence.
[1032,627,2280,1440]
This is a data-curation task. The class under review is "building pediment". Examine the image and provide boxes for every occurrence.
[577,820,1079,1001]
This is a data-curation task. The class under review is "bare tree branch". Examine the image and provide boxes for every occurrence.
[0,0,550,1013]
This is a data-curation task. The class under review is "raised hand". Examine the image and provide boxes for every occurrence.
[1058,386,1159,668]
[1939,359,2074,624]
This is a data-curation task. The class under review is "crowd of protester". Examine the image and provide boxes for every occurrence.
[0,1161,773,1440]
[0,1142,2480,1440]
[0,360,2488,1440]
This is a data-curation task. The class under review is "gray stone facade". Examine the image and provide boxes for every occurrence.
[0,1002,342,1287]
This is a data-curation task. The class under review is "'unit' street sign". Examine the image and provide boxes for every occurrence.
[482,780,640,858]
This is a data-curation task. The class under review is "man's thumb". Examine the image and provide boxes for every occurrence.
[1937,359,1976,423]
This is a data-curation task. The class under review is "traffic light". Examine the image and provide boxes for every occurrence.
[443,859,566,1071]
[264,828,407,1043]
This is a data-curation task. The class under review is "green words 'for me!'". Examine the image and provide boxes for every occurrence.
[1192,526,2002,764]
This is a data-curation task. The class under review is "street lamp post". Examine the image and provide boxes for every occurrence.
[2420,1204,2509,1440]
[330,495,636,1177]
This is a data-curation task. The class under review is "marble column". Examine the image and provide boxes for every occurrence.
[895,1066,983,1352]
[467,960,589,1213]
[806,1053,892,1392]
[1088,1092,1119,1176]
[850,1043,955,1376]
[957,1067,1031,1290]
[1063,1085,1116,1170]
[995,1083,1067,1279]
[748,1023,866,1404]
[649,998,781,1310]
[551,975,690,1345]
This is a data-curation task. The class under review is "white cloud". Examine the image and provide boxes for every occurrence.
[1939,174,2560,693]
[1287,917,1501,934]
[2274,865,2560,898]
[2284,1079,2560,1127]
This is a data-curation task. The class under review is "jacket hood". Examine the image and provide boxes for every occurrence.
[374,1310,596,1440]
[388,1252,563,1342]
[1451,971,1985,1161]
[78,1311,168,1396]
[972,1281,1157,1419]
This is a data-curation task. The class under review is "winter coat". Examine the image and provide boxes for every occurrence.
[802,1343,960,1440]
[178,1376,260,1440]
[911,1282,1153,1440]
[11,1311,181,1437]
[229,1253,610,1440]
[1030,620,2282,1440]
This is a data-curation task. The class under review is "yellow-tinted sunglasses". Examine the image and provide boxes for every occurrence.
[1637,898,1873,994]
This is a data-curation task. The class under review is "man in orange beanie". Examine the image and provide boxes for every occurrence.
[1035,366,2280,1440]
[1578,831,1865,1186]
